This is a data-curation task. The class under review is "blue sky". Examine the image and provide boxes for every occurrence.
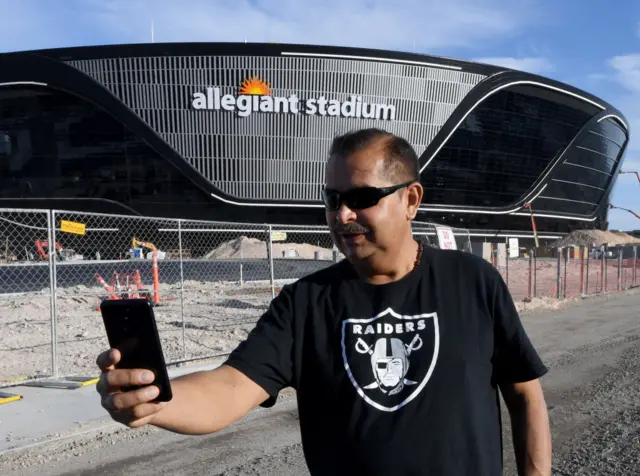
[1,0,639,230]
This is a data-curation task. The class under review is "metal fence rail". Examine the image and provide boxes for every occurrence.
[1,208,637,389]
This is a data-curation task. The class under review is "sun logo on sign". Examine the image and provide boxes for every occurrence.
[238,76,271,96]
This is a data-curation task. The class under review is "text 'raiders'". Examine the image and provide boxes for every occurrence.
[351,320,427,336]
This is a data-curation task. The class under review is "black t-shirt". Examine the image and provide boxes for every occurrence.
[224,245,548,476]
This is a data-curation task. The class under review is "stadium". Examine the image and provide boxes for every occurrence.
[0,42,630,244]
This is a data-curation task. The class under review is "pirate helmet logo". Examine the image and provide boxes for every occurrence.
[357,335,423,395]
[342,308,439,412]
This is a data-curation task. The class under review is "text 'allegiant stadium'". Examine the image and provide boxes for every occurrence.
[191,87,396,121]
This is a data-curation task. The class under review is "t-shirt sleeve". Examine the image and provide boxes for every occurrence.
[489,267,548,385]
[223,284,295,408]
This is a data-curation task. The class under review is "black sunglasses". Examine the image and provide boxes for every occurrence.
[321,181,414,212]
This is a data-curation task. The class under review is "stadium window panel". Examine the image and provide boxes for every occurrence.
[0,85,211,212]
[591,119,626,148]
[532,116,628,216]
[421,85,598,207]
[553,164,611,190]
[564,147,618,175]
[532,197,597,215]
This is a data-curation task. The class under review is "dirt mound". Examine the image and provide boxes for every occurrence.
[551,230,640,248]
[204,236,266,259]
[205,236,335,260]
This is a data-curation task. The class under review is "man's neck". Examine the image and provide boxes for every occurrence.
[352,237,420,285]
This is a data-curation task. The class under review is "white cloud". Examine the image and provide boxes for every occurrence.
[0,0,547,53]
[599,55,640,152]
[471,56,554,74]
[607,54,640,93]
[576,53,640,230]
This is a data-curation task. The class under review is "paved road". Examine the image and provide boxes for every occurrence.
[2,289,639,475]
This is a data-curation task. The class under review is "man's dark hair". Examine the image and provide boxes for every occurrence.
[328,128,420,183]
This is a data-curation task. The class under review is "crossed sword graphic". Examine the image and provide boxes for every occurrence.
[355,334,423,390]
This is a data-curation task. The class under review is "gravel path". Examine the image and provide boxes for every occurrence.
[1,289,639,475]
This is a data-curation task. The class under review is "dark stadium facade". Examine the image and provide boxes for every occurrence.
[0,42,630,242]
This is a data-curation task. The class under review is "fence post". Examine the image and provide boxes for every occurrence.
[267,225,275,299]
[600,245,605,293]
[563,246,568,298]
[617,247,622,291]
[492,243,497,269]
[533,247,537,298]
[604,245,609,292]
[178,220,186,360]
[634,246,638,287]
[528,249,532,300]
[580,246,585,295]
[48,210,59,379]
[556,247,562,299]
[585,246,590,294]
[505,238,509,288]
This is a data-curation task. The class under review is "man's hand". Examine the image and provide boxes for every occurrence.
[500,379,552,476]
[96,348,168,429]
[96,348,271,435]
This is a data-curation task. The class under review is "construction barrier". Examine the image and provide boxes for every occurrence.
[490,243,638,301]
[1,207,637,394]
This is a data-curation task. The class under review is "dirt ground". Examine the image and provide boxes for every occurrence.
[1,288,638,475]
[0,280,283,383]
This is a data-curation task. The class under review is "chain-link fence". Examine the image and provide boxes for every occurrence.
[0,209,55,387]
[169,219,274,363]
[4,207,637,389]
[1,210,478,387]
[1,210,346,386]
[487,243,639,302]
[49,210,185,379]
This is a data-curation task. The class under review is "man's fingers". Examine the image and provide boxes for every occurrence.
[96,372,122,397]
[96,349,120,371]
[108,401,167,428]
[102,385,161,412]
[104,368,156,389]
[129,401,168,421]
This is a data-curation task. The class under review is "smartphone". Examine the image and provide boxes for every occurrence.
[100,298,173,402]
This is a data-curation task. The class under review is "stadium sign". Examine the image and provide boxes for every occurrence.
[191,76,396,121]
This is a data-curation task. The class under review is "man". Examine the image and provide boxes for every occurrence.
[96,128,552,475]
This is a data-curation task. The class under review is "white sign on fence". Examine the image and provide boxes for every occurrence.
[509,238,520,258]
[436,226,457,250]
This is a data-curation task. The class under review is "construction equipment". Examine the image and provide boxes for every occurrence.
[523,203,540,248]
[619,170,640,185]
[34,239,83,261]
[610,204,640,220]
[131,238,161,304]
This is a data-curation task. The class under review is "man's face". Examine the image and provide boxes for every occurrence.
[324,143,422,263]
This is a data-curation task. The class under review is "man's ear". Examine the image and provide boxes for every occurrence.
[405,182,423,220]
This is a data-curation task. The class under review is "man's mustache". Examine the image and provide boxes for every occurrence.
[334,222,371,235]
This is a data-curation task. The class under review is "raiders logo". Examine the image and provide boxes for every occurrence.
[341,307,440,412]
